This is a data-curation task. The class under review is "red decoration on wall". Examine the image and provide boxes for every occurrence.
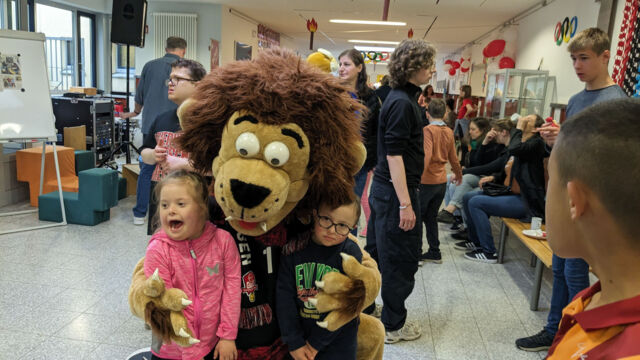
[306,18,318,50]
[452,61,460,69]
[449,68,457,76]
[498,56,516,69]
[483,39,506,58]
[408,28,414,38]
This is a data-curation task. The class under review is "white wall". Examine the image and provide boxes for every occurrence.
[517,0,601,103]
[220,6,258,65]
[134,2,222,74]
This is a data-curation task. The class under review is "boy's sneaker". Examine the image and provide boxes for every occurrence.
[451,231,468,240]
[515,329,554,352]
[464,249,498,264]
[454,241,477,251]
[420,250,442,264]
[436,210,456,224]
[133,216,145,225]
[450,216,465,231]
[385,321,422,344]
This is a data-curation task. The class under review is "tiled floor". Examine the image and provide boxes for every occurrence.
[0,194,559,360]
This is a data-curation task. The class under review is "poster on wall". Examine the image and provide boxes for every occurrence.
[235,41,252,61]
[0,53,23,91]
[209,39,220,71]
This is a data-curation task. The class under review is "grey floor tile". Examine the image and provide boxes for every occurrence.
[485,341,545,360]
[55,313,130,342]
[19,337,100,360]
[102,316,152,349]
[86,343,139,360]
[0,329,47,359]
[43,288,103,312]
[15,307,82,335]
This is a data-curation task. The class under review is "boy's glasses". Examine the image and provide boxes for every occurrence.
[165,76,195,86]
[316,214,353,236]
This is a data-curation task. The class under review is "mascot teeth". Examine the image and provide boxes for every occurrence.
[260,222,267,232]
[225,216,234,221]
[317,321,329,329]
[309,298,318,306]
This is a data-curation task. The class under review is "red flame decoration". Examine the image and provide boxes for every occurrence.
[408,28,414,39]
[306,18,318,33]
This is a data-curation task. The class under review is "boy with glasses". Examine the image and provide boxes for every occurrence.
[277,197,363,360]
[139,58,206,235]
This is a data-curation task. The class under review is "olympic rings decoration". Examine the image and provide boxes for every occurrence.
[554,16,578,46]
[360,50,390,62]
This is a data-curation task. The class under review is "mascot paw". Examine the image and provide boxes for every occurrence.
[129,259,199,348]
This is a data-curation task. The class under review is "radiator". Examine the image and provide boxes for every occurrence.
[153,13,197,60]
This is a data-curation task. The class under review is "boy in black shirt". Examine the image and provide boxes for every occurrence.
[277,198,363,360]
[139,58,206,234]
[364,39,436,343]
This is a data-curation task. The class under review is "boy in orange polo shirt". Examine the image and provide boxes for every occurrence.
[418,98,462,265]
[544,98,640,359]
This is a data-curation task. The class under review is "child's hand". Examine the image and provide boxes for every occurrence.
[154,145,167,163]
[305,342,318,359]
[214,339,237,360]
[290,346,314,360]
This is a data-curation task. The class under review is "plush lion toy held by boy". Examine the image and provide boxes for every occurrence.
[129,48,384,360]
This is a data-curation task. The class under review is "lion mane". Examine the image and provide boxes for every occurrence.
[178,47,366,210]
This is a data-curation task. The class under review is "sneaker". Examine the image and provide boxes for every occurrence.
[371,303,382,318]
[450,216,465,231]
[420,250,442,264]
[436,210,456,224]
[454,241,477,251]
[385,321,422,344]
[515,329,554,352]
[451,231,468,240]
[464,249,497,264]
[133,216,145,225]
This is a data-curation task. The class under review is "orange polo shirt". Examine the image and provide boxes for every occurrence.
[421,122,462,185]
[547,281,640,360]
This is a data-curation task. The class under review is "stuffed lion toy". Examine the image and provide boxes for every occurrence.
[129,47,384,360]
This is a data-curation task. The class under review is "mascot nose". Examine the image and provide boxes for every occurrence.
[230,179,272,209]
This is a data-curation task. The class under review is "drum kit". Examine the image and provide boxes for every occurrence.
[99,114,140,169]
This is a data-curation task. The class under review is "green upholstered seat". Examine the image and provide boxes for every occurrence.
[74,150,95,175]
[38,168,119,226]
[118,176,127,200]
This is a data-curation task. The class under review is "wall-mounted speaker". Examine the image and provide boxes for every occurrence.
[111,0,148,47]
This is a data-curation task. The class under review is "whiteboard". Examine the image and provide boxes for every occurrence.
[0,30,56,141]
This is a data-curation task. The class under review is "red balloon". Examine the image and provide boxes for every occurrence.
[460,57,465,64]
[448,68,457,76]
[483,39,506,58]
[452,61,460,69]
[460,66,470,73]
[445,59,453,65]
[498,56,516,69]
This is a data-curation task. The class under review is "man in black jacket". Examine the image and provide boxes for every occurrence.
[363,39,436,344]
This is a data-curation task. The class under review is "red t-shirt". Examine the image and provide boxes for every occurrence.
[457,98,473,119]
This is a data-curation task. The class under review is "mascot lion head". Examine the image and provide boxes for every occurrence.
[178,48,365,236]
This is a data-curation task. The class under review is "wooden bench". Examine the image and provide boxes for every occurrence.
[497,217,552,311]
[121,163,140,196]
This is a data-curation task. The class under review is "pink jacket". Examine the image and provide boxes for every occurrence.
[144,222,241,360]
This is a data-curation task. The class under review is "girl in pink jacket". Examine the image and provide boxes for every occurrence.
[144,170,241,360]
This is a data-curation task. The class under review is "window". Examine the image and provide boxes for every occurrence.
[1,0,18,30]
[34,2,96,91]
[111,43,136,94]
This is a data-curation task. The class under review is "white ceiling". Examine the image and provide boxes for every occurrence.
[209,0,542,56]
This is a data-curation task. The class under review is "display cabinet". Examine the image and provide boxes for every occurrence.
[483,69,550,119]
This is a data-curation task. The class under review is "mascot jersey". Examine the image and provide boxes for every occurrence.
[208,197,310,358]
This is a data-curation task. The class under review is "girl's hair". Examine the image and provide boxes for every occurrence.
[151,170,210,232]
[491,118,515,133]
[470,117,491,142]
[460,85,472,99]
[533,114,544,128]
[422,84,434,97]
[388,40,436,88]
[339,49,373,100]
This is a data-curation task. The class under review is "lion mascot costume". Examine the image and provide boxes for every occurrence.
[128,47,384,360]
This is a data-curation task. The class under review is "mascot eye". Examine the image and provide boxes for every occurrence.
[235,132,260,157]
[264,141,290,167]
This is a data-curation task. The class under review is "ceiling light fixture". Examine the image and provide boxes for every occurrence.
[354,45,396,52]
[330,19,406,26]
[348,40,400,45]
